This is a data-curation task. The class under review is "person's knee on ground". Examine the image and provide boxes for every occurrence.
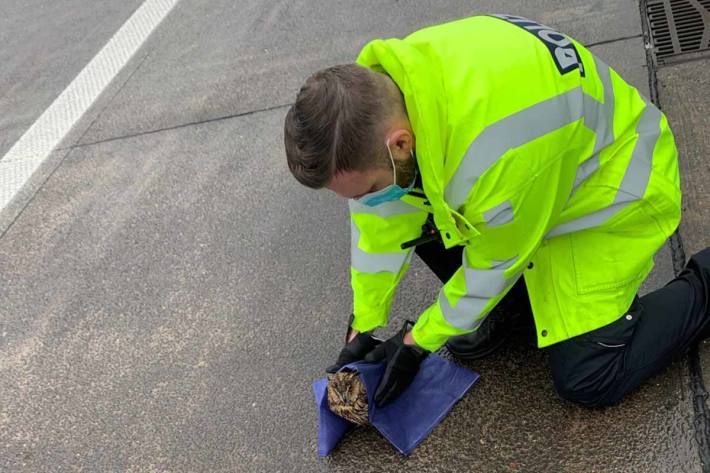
[549,339,628,408]
[551,247,710,408]
[552,369,625,408]
[547,301,642,408]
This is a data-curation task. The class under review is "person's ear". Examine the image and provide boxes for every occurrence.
[386,129,414,161]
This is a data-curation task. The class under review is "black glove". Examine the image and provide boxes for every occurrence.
[363,320,429,407]
[326,331,382,374]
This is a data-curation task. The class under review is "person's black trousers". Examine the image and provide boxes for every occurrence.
[414,240,710,407]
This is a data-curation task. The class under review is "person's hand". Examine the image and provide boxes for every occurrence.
[363,320,428,407]
[325,326,382,374]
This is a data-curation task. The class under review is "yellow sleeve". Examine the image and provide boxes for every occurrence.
[348,199,428,332]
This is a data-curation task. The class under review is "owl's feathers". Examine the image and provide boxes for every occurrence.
[326,370,369,425]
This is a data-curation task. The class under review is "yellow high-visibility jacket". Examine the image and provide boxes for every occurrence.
[348,15,681,352]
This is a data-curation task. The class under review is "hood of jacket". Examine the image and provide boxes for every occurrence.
[356,38,478,248]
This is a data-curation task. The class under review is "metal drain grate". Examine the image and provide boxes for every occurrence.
[646,0,710,64]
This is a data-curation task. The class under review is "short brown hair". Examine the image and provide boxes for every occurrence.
[284,64,390,189]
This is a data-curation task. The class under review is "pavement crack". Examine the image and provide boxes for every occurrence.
[585,34,643,48]
[60,102,294,150]
[0,53,154,242]
[71,50,154,152]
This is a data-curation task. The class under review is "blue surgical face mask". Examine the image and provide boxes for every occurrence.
[357,141,417,207]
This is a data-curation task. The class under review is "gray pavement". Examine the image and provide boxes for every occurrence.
[0,0,708,471]
[657,60,710,258]
[0,0,145,158]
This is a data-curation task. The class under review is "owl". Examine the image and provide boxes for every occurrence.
[326,370,369,425]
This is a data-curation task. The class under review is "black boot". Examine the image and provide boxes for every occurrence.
[445,278,535,360]
[445,307,513,359]
[684,247,710,341]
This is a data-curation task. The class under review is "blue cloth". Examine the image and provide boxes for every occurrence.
[312,353,480,456]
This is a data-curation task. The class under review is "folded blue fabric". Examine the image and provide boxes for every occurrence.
[312,353,479,456]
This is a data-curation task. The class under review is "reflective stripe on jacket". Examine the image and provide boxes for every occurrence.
[350,15,681,351]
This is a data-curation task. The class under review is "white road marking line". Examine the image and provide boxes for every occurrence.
[0,0,180,213]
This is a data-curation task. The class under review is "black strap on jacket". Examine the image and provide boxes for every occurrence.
[401,213,441,249]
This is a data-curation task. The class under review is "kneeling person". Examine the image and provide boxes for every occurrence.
[284,15,710,407]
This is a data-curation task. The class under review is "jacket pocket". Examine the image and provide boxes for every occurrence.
[570,202,659,295]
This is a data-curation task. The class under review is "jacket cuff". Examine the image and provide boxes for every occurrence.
[411,324,449,352]
[350,307,388,333]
